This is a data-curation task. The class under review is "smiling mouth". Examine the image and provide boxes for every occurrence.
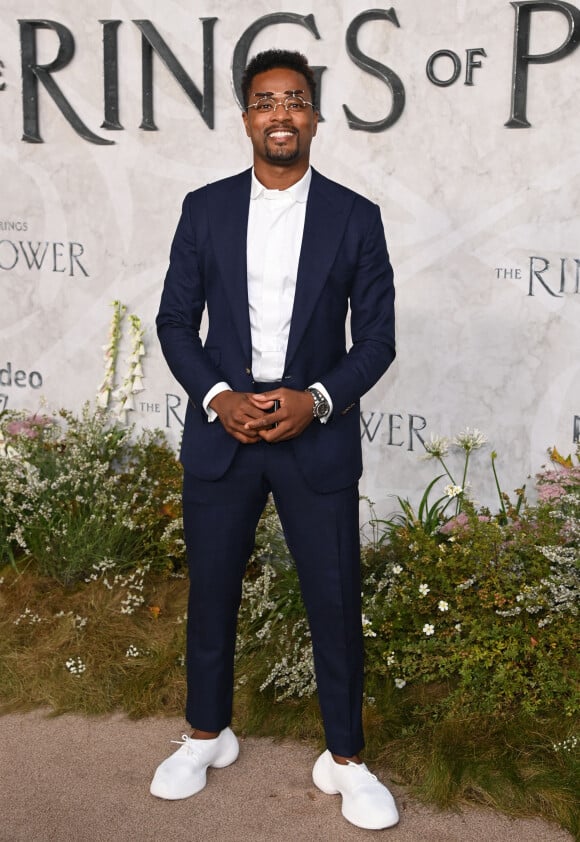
[267,130,297,141]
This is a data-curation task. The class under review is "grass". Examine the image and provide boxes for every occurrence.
[0,564,578,839]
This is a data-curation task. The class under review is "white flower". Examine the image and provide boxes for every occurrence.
[0,437,18,459]
[96,389,110,409]
[438,600,449,612]
[453,427,487,453]
[14,607,42,625]
[392,564,403,575]
[121,394,136,412]
[423,623,435,636]
[65,656,86,676]
[361,614,377,638]
[444,484,462,498]
[394,678,407,689]
[455,623,462,632]
[385,651,396,667]
[553,736,578,753]
[419,583,430,597]
[422,434,450,460]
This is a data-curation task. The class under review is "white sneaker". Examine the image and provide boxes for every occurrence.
[150,728,239,800]
[312,749,399,830]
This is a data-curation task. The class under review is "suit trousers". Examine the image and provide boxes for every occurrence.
[181,435,365,758]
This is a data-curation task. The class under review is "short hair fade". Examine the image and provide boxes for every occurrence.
[241,50,317,109]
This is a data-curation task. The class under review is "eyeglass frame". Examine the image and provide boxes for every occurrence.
[246,90,315,114]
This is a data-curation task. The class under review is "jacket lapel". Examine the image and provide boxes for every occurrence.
[206,167,353,373]
[284,169,353,371]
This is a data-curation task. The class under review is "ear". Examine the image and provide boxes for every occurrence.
[242,109,251,137]
[312,110,319,137]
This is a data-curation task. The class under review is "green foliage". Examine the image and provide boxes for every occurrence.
[384,474,455,536]
[361,506,579,719]
[1,408,579,837]
[0,405,184,583]
[360,438,580,722]
[376,429,527,537]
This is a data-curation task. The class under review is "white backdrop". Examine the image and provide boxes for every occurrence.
[1,0,579,516]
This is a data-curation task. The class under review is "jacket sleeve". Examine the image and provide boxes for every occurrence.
[156,191,224,408]
[321,201,395,412]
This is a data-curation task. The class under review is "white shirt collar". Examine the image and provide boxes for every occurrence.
[250,167,312,202]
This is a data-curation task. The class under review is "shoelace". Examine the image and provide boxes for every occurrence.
[347,761,378,782]
[170,735,202,757]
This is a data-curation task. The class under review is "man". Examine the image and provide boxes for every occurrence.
[152,49,398,831]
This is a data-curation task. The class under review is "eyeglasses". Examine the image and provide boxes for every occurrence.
[247,94,314,114]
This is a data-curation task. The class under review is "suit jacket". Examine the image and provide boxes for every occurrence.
[156,167,395,493]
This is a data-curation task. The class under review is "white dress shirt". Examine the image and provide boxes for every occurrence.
[204,167,332,421]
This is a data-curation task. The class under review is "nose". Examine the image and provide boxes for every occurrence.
[268,106,292,124]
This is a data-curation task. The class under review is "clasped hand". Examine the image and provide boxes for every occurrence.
[209,388,314,444]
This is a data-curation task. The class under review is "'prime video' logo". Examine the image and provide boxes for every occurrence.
[0,361,43,389]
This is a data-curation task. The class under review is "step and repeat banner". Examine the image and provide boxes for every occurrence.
[1,1,579,514]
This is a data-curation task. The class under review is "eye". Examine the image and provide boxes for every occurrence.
[286,98,305,111]
[255,100,274,112]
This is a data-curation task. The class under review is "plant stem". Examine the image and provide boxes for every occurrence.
[437,456,456,485]
[456,452,471,515]
[491,451,507,520]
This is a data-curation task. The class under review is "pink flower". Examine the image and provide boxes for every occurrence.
[439,513,469,535]
[439,512,490,535]
[536,464,580,503]
[5,414,53,439]
[537,483,565,502]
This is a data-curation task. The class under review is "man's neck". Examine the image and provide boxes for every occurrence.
[252,160,310,190]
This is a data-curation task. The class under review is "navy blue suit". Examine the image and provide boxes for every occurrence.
[157,167,395,756]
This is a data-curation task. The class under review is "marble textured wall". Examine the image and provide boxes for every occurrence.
[1,1,579,516]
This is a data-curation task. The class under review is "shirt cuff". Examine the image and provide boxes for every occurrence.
[203,382,232,422]
[309,381,333,424]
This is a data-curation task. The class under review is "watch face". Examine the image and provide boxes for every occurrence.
[308,388,329,419]
[315,399,330,418]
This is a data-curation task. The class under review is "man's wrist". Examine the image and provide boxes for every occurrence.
[306,386,331,422]
[203,382,232,422]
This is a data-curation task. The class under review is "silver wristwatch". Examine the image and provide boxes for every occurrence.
[306,387,330,421]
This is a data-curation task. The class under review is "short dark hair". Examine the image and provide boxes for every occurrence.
[241,50,316,109]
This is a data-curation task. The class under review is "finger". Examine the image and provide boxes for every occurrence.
[238,407,268,421]
[231,429,261,444]
[257,427,277,442]
[258,426,291,443]
[248,401,273,414]
[244,411,283,431]
[249,390,283,405]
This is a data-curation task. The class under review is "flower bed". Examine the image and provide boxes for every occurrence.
[0,408,578,837]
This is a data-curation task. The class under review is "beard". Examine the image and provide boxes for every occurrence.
[264,136,299,164]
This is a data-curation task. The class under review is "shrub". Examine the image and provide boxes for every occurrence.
[361,504,579,719]
[0,405,184,583]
